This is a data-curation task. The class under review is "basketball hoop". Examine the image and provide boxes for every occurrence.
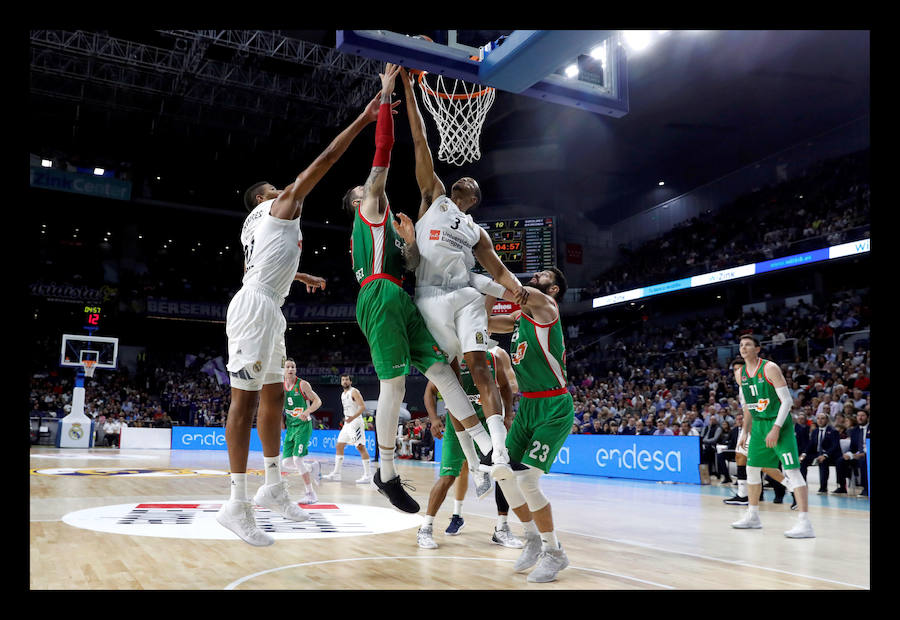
[81,360,97,378]
[411,69,496,166]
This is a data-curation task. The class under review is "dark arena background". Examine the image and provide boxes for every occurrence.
[27,29,870,591]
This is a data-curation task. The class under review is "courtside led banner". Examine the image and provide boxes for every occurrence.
[593,238,870,309]
[171,427,376,456]
[435,434,701,483]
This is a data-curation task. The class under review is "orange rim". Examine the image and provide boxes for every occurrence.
[411,69,494,101]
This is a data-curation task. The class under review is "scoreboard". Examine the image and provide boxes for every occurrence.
[475,217,557,277]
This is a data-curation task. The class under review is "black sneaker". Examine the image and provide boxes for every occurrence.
[723,494,748,505]
[773,496,784,504]
[373,470,420,513]
[831,487,847,494]
[445,514,465,535]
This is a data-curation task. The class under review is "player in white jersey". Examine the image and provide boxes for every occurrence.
[400,67,528,480]
[322,374,373,484]
[215,91,388,547]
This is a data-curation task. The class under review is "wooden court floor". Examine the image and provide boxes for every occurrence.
[29,446,870,590]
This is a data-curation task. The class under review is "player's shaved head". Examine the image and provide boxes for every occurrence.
[243,181,270,212]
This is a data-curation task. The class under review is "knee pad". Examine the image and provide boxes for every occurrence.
[746,465,762,483]
[785,468,806,489]
[496,477,526,511]
[516,465,549,512]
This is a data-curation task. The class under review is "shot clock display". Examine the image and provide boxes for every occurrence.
[474,217,557,277]
[83,305,102,330]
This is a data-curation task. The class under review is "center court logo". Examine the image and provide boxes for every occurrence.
[595,444,683,472]
[61,501,422,540]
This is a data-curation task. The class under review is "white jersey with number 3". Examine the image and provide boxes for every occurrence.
[240,199,303,299]
[414,195,481,293]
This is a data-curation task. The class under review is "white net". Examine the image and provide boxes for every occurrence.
[416,72,496,166]
[82,360,97,378]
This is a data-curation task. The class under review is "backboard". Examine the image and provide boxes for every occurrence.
[336,30,628,117]
[60,334,119,370]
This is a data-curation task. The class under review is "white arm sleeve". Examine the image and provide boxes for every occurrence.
[774,385,793,427]
[468,271,507,298]
[738,390,746,407]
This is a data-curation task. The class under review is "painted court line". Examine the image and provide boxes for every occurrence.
[224,555,674,590]
[560,531,868,590]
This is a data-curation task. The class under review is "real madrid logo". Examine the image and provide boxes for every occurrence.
[253,361,262,374]
[475,332,484,345]
[68,423,84,440]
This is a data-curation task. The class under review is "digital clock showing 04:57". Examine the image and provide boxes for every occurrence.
[84,305,102,327]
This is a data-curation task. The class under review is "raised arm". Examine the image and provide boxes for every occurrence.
[400,67,445,220]
[269,89,388,221]
[472,228,527,304]
[359,63,402,223]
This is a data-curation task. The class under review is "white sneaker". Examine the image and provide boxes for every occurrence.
[513,533,542,572]
[471,468,493,499]
[215,500,274,547]
[784,519,816,538]
[308,461,321,485]
[526,546,570,583]
[253,481,310,522]
[731,511,763,529]
[491,448,514,481]
[321,472,341,482]
[417,526,439,549]
[492,524,524,549]
[300,490,318,505]
[356,474,372,485]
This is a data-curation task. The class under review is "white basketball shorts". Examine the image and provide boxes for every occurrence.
[415,286,488,363]
[337,416,367,446]
[225,285,287,391]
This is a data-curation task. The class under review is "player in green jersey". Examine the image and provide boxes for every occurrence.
[416,346,524,550]
[486,268,573,583]
[731,335,814,538]
[280,358,321,504]
[339,63,500,513]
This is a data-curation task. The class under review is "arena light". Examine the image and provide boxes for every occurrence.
[93,167,105,176]
[622,30,654,52]
[589,42,606,59]
[564,63,579,78]
[658,181,665,186]
[41,159,52,168]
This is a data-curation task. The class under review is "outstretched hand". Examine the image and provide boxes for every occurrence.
[392,211,416,244]
[362,94,401,123]
[379,62,402,94]
[294,272,327,293]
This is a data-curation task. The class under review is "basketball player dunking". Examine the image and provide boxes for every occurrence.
[322,374,372,484]
[399,66,528,482]
[216,89,391,546]
[341,63,508,513]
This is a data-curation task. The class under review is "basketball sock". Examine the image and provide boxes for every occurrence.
[522,519,538,534]
[485,414,509,458]
[497,514,508,530]
[379,447,396,480]
[333,455,344,475]
[455,429,481,471]
[453,499,464,516]
[540,530,560,551]
[798,511,810,522]
[263,456,281,485]
[424,515,435,528]
[375,376,404,481]
[229,473,248,502]
[305,480,313,493]
[465,423,494,457]
[749,505,759,516]
[362,459,371,477]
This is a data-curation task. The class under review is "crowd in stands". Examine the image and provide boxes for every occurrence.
[581,150,869,301]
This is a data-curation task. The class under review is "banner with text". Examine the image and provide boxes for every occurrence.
[30,166,132,201]
[171,426,377,457]
[146,298,357,323]
[435,434,701,483]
